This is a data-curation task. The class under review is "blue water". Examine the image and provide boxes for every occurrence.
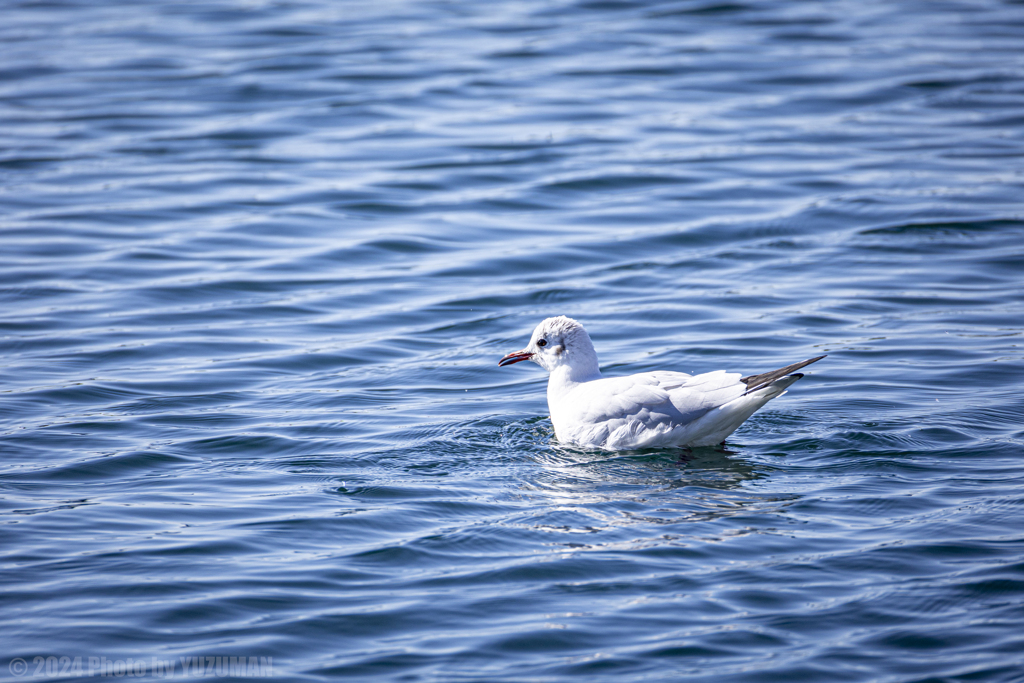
[3,0,1024,681]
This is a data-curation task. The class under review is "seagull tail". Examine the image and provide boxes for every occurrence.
[679,370,811,446]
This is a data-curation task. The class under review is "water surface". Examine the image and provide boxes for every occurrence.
[2,0,1024,681]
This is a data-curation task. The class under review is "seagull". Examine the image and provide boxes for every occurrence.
[499,316,824,450]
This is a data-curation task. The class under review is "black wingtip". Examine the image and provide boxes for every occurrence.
[740,354,826,395]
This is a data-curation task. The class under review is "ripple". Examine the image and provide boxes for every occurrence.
[3,0,1024,680]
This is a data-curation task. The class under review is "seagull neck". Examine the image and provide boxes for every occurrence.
[546,363,601,402]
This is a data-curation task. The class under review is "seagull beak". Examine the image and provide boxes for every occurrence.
[498,350,534,367]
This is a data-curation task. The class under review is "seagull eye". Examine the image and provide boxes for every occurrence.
[537,339,547,347]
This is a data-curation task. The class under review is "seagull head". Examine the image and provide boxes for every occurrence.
[498,315,600,379]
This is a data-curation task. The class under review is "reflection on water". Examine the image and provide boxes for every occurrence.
[515,432,787,551]
[533,443,764,494]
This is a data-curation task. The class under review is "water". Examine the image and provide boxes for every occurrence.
[2,0,1024,680]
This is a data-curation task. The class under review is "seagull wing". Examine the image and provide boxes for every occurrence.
[556,370,747,448]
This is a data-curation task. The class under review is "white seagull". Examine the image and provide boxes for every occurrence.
[499,316,824,450]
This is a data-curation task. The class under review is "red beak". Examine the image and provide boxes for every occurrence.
[498,350,534,367]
